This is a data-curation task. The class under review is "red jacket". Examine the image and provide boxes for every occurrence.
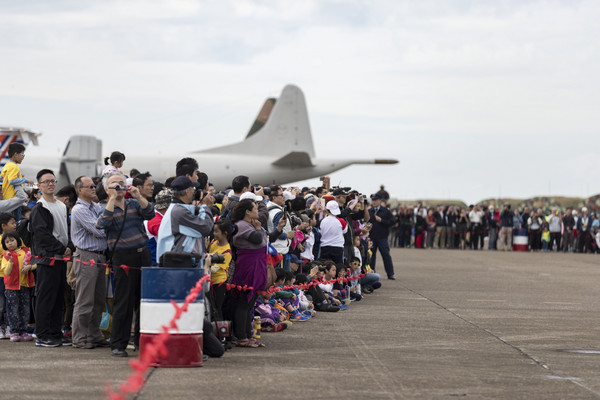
[2,248,34,290]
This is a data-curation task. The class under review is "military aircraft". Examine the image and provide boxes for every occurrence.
[8,84,398,188]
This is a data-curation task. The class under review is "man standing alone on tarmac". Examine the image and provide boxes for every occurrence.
[368,193,395,280]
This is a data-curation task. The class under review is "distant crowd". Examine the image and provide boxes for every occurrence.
[387,201,598,253]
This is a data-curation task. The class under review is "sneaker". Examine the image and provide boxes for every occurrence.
[279,320,293,328]
[372,282,382,290]
[9,333,20,342]
[35,338,62,347]
[19,333,34,342]
[61,337,72,346]
[290,313,309,322]
[263,323,287,332]
[338,304,349,311]
[73,341,95,349]
[0,327,8,339]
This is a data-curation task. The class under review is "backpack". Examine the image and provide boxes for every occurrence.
[17,217,32,248]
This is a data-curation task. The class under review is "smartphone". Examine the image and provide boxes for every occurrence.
[319,176,325,181]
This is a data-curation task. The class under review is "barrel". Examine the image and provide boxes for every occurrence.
[513,228,529,252]
[140,267,205,367]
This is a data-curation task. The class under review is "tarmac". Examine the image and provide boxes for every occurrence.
[2,248,600,399]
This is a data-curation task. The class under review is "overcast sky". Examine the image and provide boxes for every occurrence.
[1,0,599,204]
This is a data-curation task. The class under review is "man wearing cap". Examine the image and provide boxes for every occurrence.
[369,193,395,280]
[156,176,214,262]
[145,188,172,265]
[96,172,155,357]
[70,176,109,349]
[577,207,591,253]
[320,200,347,264]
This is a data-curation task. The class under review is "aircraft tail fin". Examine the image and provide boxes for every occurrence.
[199,85,316,160]
[59,135,103,185]
[0,127,41,170]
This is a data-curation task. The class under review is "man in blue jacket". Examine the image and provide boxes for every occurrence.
[368,193,395,280]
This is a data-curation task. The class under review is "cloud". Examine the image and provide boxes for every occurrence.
[2,0,600,201]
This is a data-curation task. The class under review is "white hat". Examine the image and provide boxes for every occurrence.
[326,200,341,216]
[240,192,262,202]
[582,207,588,212]
[283,191,296,201]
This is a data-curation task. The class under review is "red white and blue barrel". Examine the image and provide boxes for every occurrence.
[513,228,529,252]
[140,267,204,367]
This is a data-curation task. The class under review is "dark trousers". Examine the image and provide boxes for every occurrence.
[110,248,151,351]
[320,246,344,264]
[550,232,561,251]
[578,232,591,253]
[210,284,227,321]
[233,292,258,340]
[370,237,395,278]
[35,262,67,341]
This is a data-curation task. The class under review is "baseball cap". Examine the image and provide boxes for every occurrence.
[171,176,200,191]
[326,200,341,216]
[370,193,383,200]
[240,191,262,201]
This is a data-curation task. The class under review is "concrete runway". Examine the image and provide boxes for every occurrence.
[2,249,600,399]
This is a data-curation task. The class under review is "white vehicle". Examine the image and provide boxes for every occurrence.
[11,84,398,187]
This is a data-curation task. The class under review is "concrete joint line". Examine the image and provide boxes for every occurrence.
[397,284,600,398]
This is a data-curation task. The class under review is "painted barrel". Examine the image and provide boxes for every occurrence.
[140,267,204,367]
[513,228,529,252]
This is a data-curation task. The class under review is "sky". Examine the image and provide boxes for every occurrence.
[1,0,599,204]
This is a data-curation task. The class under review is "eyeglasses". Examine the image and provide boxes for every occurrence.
[82,185,97,189]
[274,193,284,197]
[39,179,58,185]
[17,153,25,157]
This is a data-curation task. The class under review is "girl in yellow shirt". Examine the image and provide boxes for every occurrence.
[208,220,232,320]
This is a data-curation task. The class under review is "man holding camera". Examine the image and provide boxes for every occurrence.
[156,176,214,262]
[96,173,155,357]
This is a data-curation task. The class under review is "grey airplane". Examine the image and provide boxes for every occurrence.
[12,84,398,187]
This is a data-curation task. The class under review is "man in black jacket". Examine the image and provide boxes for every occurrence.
[30,169,73,347]
[368,193,396,280]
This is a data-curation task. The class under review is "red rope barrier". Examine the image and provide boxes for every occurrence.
[105,274,211,400]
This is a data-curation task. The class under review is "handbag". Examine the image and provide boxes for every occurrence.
[99,304,112,333]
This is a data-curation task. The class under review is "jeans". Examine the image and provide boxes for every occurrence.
[360,273,381,290]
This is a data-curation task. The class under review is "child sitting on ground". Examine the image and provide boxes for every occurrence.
[347,257,363,301]
[283,271,314,317]
[1,231,35,342]
[318,261,345,309]
[273,269,309,321]
[332,263,350,305]
[254,289,287,332]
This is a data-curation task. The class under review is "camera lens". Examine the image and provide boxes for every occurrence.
[210,254,225,264]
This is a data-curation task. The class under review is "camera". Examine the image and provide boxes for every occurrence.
[318,265,327,272]
[210,254,225,264]
[111,184,127,191]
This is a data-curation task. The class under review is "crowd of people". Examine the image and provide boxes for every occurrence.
[0,146,390,359]
[388,202,600,253]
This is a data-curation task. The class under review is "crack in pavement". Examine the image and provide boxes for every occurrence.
[398,283,600,398]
